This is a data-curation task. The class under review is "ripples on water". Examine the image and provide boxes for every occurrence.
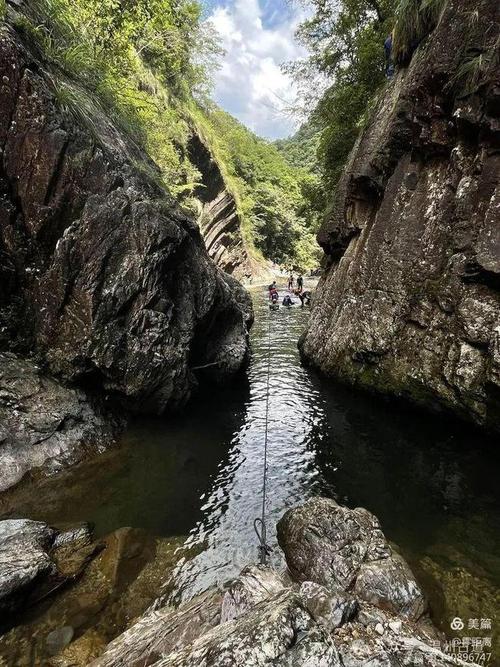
[3,284,500,638]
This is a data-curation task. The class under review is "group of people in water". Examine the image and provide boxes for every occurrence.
[268,274,311,309]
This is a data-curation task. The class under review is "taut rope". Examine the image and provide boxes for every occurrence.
[254,302,272,565]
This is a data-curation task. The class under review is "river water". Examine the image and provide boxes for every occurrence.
[2,284,499,644]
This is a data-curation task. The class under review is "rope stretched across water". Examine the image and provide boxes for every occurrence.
[253,304,272,565]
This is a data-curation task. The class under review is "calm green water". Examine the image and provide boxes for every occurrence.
[2,284,499,645]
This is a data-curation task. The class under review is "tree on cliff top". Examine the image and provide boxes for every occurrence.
[287,0,395,191]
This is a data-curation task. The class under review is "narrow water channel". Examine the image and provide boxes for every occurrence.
[2,284,499,644]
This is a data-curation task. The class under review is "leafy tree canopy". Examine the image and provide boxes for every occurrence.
[286,0,395,191]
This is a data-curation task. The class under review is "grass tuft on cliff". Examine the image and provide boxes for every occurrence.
[392,0,446,62]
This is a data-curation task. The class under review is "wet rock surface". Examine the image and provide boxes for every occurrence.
[87,498,463,667]
[0,523,185,666]
[0,22,251,417]
[0,352,118,492]
[0,518,96,622]
[300,0,500,431]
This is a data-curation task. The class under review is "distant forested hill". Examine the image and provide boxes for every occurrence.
[273,122,321,174]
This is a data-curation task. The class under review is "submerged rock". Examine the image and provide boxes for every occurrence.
[300,0,500,431]
[0,524,185,666]
[0,519,56,616]
[89,499,465,667]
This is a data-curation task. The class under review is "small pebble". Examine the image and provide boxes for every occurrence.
[389,620,402,633]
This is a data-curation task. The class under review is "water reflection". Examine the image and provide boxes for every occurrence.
[2,284,499,641]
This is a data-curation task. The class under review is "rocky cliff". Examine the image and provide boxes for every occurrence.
[0,20,251,410]
[301,0,500,431]
[0,353,119,492]
[188,134,252,280]
[0,14,251,485]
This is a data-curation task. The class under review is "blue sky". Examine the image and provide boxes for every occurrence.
[202,0,308,139]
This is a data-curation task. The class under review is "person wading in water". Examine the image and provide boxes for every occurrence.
[298,291,311,306]
[288,274,294,290]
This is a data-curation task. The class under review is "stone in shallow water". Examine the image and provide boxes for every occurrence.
[90,499,465,666]
[0,519,56,615]
[276,497,390,589]
[1,499,467,666]
[46,626,74,656]
[0,521,185,666]
[277,497,426,621]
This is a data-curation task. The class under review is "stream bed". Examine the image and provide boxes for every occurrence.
[2,284,499,656]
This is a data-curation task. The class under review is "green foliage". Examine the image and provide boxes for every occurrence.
[6,0,319,269]
[392,0,446,62]
[274,122,321,173]
[191,108,321,269]
[288,0,395,192]
[447,10,499,97]
[14,0,219,189]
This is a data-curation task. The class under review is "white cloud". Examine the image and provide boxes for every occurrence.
[206,0,307,139]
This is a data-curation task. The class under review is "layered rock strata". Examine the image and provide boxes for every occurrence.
[188,134,252,279]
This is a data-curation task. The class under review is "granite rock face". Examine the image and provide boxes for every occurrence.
[89,498,461,667]
[0,352,117,492]
[301,0,500,431]
[0,22,251,416]
[277,497,427,621]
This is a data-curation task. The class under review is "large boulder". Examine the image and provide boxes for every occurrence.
[0,519,56,616]
[0,352,117,492]
[277,497,426,621]
[300,0,500,431]
[90,565,458,667]
[92,567,339,667]
[0,519,96,620]
[0,20,251,415]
